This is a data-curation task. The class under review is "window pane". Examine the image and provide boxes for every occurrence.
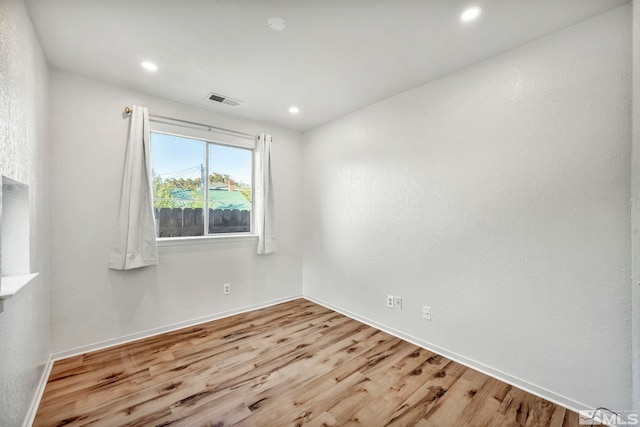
[150,133,206,237]
[208,144,252,234]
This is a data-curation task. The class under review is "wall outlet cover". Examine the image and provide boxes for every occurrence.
[395,296,402,309]
[386,295,395,309]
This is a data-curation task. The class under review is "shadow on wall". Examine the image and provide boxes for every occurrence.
[108,266,160,334]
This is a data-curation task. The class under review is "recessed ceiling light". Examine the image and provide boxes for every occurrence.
[289,106,299,114]
[460,6,481,22]
[141,61,158,72]
[268,17,286,31]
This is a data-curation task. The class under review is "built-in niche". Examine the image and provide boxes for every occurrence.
[0,175,38,312]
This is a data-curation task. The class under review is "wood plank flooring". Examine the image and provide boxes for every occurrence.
[34,299,581,426]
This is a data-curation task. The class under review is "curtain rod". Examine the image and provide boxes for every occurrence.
[123,106,258,140]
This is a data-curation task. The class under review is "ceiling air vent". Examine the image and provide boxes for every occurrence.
[207,92,243,107]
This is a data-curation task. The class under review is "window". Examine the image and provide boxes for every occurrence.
[150,127,253,238]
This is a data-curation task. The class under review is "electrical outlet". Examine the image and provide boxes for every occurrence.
[386,295,395,309]
[422,306,431,320]
[395,296,402,309]
[223,283,231,295]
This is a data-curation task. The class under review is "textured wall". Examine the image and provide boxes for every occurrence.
[0,0,50,425]
[633,0,640,412]
[303,5,631,411]
[49,71,303,354]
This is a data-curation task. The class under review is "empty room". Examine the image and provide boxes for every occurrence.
[1,0,638,425]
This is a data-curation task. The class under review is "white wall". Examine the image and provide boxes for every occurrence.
[303,5,631,411]
[0,0,51,425]
[49,70,303,355]
[632,0,640,412]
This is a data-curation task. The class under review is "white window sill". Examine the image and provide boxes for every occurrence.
[0,273,39,313]
[157,234,258,247]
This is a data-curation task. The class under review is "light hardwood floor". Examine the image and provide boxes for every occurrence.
[34,299,581,426]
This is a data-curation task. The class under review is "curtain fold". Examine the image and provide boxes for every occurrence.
[108,105,159,270]
[255,133,277,254]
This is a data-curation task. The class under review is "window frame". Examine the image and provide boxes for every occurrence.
[149,124,256,243]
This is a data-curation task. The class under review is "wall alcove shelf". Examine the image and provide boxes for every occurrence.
[1,176,35,313]
[0,273,39,313]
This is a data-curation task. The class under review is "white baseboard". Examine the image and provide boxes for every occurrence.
[52,294,302,361]
[23,356,53,427]
[303,294,591,416]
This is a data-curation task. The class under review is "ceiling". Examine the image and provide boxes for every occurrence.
[25,0,629,132]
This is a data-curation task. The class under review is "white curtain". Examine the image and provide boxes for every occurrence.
[255,133,277,254]
[108,105,159,270]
